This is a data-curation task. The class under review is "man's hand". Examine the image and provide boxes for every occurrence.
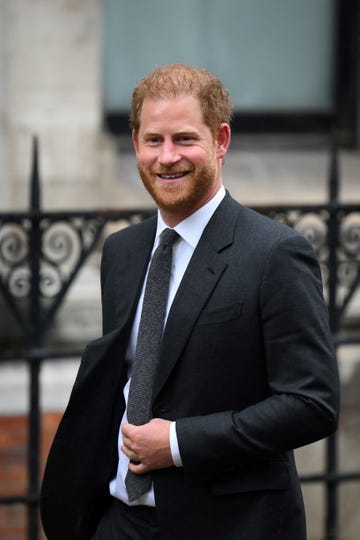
[121,418,174,474]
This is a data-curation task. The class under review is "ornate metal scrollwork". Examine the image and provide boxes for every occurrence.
[0,215,107,337]
[42,221,80,265]
[41,221,81,296]
[38,218,108,298]
[294,212,328,252]
[0,224,29,265]
[267,209,330,286]
[39,262,63,298]
[265,208,360,308]
[294,212,330,286]
[0,223,30,298]
[340,212,360,257]
[8,266,32,298]
[337,212,360,307]
[0,218,108,302]
[0,205,359,336]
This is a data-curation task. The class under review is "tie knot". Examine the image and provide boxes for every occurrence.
[159,228,179,247]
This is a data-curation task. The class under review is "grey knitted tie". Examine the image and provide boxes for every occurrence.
[125,228,179,502]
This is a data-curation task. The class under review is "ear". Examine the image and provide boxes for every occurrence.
[216,123,231,159]
[132,129,139,155]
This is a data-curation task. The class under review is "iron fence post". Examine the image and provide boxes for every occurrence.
[325,139,340,540]
[27,137,42,540]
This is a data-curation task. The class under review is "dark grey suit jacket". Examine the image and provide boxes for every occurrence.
[41,193,339,539]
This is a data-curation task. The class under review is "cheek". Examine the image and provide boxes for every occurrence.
[137,150,157,166]
[184,148,211,165]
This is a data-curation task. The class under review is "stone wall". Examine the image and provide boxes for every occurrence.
[1,0,103,210]
[0,0,7,207]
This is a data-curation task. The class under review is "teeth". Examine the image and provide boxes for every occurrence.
[159,172,187,179]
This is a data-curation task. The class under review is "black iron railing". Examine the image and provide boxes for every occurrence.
[0,138,359,540]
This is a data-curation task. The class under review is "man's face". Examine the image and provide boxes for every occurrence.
[133,94,230,225]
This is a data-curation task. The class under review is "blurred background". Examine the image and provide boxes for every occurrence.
[0,1,359,539]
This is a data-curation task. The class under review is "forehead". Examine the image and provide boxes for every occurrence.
[139,94,206,132]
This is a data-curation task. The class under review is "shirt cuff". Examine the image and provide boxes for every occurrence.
[169,421,183,467]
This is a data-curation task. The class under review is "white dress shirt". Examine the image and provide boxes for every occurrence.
[109,185,226,506]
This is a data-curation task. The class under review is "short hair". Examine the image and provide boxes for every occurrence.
[130,63,233,135]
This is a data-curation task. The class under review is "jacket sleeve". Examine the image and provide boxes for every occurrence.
[176,235,340,474]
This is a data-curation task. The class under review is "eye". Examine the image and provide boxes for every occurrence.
[176,134,195,144]
[145,136,162,146]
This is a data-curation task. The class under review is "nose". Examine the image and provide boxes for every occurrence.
[158,140,180,166]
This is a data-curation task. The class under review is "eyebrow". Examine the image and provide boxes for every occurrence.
[141,130,200,138]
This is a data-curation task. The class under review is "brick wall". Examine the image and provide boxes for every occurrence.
[0,413,61,540]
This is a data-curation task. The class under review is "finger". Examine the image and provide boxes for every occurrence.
[121,422,130,432]
[121,436,132,449]
[128,461,148,474]
[121,424,130,441]
[121,444,137,460]
[121,422,135,437]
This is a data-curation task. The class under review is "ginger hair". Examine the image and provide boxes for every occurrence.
[130,63,233,136]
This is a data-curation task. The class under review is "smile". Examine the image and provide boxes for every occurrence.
[157,172,188,180]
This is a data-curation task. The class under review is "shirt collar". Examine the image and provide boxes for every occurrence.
[155,185,226,249]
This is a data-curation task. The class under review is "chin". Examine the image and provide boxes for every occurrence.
[152,186,189,208]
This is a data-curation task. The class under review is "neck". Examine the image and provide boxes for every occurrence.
[159,183,223,227]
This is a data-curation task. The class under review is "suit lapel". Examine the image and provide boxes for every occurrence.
[112,217,157,332]
[153,194,240,401]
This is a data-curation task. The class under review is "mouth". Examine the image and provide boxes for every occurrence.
[157,171,189,180]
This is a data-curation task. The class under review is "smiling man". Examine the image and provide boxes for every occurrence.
[41,64,339,540]
[133,93,229,226]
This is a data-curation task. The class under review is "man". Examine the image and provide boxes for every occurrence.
[41,64,339,540]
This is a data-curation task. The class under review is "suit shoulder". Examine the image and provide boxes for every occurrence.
[237,203,302,244]
[227,199,316,263]
[103,214,157,252]
[224,192,296,240]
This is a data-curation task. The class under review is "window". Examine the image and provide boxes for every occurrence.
[103,0,358,145]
